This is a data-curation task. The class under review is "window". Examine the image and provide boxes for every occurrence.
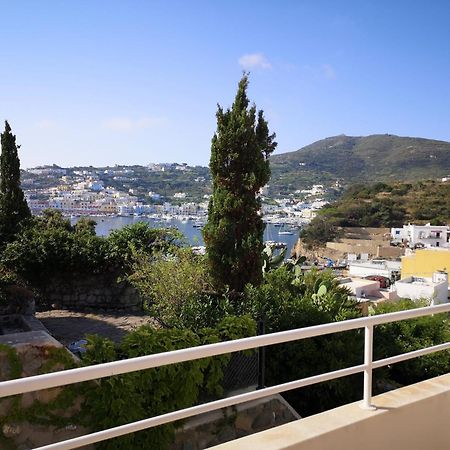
[436,242,440,247]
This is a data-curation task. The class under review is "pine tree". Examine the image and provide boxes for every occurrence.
[203,74,277,292]
[0,121,31,243]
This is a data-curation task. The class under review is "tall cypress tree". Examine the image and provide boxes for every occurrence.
[203,74,277,292]
[0,121,31,243]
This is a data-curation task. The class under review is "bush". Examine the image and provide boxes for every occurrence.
[107,222,182,267]
[243,267,364,416]
[81,316,256,450]
[373,299,450,388]
[0,214,181,290]
[128,248,218,328]
[1,221,109,286]
[299,217,341,248]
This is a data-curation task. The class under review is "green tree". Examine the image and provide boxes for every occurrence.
[203,74,277,292]
[0,121,30,243]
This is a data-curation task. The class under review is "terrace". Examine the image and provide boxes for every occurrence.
[0,303,449,450]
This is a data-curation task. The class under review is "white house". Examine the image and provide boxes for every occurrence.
[338,278,381,301]
[348,259,401,280]
[391,224,450,249]
[394,271,448,305]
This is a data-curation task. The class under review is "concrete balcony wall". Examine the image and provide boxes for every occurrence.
[212,373,450,450]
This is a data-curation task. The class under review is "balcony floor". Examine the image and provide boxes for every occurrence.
[212,373,450,450]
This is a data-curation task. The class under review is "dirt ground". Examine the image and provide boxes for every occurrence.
[35,309,159,345]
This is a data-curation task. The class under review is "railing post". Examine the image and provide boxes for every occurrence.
[257,318,266,390]
[362,324,376,410]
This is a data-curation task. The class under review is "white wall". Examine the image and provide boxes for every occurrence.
[395,277,448,304]
[348,264,390,279]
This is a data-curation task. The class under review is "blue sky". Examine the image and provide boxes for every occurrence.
[1,1,450,168]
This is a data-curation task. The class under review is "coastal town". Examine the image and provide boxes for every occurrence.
[22,163,329,225]
[22,163,450,311]
[2,2,450,448]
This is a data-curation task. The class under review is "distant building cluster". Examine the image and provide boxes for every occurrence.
[332,223,450,310]
[23,167,333,227]
[24,165,208,217]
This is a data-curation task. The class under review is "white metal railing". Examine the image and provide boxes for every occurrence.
[1,303,450,450]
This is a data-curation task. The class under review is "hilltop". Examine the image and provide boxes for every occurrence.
[270,134,450,194]
[22,134,450,202]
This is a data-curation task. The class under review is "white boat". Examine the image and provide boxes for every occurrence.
[278,230,294,235]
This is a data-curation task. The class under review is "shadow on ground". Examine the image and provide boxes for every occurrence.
[36,310,158,345]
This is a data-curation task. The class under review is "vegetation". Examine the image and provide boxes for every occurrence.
[373,299,450,387]
[2,87,450,448]
[270,134,450,195]
[300,180,450,248]
[129,248,216,328]
[81,316,255,450]
[0,121,30,245]
[0,210,180,291]
[203,74,277,292]
[242,266,364,414]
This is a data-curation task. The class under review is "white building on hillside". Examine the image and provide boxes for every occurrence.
[338,278,381,300]
[348,259,401,280]
[394,271,448,305]
[391,224,450,249]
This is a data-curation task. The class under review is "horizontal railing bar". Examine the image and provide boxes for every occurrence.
[34,363,366,450]
[373,341,450,369]
[2,303,449,399]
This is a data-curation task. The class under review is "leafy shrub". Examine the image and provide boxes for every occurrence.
[0,213,181,290]
[107,222,182,267]
[373,299,450,388]
[81,316,256,450]
[128,248,217,327]
[243,267,364,416]
[1,220,110,286]
[299,217,341,248]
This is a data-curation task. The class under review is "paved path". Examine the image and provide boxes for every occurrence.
[36,310,159,345]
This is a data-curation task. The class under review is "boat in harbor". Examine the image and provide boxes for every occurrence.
[193,220,205,228]
[265,240,287,249]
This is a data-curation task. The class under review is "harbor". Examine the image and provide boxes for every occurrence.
[70,214,302,257]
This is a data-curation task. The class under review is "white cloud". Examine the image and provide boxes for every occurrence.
[322,64,337,80]
[238,53,272,70]
[302,64,337,81]
[103,116,168,132]
[35,119,59,130]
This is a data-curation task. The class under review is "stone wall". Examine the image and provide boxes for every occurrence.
[0,324,298,449]
[40,272,142,311]
[0,287,35,316]
[172,394,300,449]
[0,330,93,449]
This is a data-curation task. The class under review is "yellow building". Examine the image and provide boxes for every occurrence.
[401,248,450,281]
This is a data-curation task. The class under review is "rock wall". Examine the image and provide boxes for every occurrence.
[0,330,93,449]
[40,272,142,311]
[172,395,300,449]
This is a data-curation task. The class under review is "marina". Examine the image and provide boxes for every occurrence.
[70,215,301,257]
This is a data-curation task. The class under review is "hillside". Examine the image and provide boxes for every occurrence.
[300,180,450,248]
[22,135,450,202]
[270,134,450,194]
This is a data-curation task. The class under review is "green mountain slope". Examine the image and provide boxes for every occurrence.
[270,134,450,193]
[300,180,450,248]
